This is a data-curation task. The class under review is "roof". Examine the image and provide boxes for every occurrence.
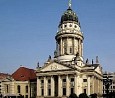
[12,66,36,81]
[0,73,10,80]
[59,7,80,26]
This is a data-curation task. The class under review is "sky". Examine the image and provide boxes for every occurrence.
[0,0,115,74]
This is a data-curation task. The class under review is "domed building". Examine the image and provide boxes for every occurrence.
[36,1,103,98]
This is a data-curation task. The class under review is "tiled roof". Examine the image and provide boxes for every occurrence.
[12,66,36,81]
[0,73,10,80]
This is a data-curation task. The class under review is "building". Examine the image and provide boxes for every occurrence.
[103,72,115,94]
[0,66,37,98]
[0,73,11,94]
[36,1,103,98]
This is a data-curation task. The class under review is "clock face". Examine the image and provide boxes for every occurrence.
[51,65,57,70]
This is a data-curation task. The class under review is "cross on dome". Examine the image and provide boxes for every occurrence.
[69,0,72,8]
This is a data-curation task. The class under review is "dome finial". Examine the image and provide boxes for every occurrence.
[69,0,72,8]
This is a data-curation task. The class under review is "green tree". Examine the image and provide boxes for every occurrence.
[79,93,89,98]
[69,93,78,98]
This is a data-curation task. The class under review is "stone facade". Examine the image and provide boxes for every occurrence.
[36,1,103,98]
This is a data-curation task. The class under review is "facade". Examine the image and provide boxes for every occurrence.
[103,72,115,94]
[36,1,103,98]
[0,66,37,98]
[0,73,11,95]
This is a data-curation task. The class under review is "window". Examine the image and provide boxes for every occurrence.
[63,79,66,82]
[41,80,44,84]
[71,88,74,94]
[83,79,87,82]
[84,89,86,93]
[69,24,72,27]
[63,88,66,96]
[26,86,28,93]
[48,88,51,96]
[25,95,28,98]
[41,89,44,96]
[17,85,20,93]
[64,25,67,28]
[70,48,72,53]
[113,86,115,89]
[71,78,74,82]
[48,79,51,84]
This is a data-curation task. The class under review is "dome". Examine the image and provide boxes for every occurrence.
[59,7,80,26]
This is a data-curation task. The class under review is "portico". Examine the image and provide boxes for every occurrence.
[37,72,80,97]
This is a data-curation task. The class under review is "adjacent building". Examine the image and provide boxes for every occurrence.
[103,72,115,94]
[0,66,37,98]
[36,1,103,98]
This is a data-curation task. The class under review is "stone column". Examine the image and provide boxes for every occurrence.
[66,37,68,54]
[37,77,41,96]
[60,38,63,55]
[74,75,77,95]
[73,37,75,54]
[44,77,47,96]
[66,75,70,96]
[87,77,90,95]
[51,76,54,96]
[58,75,62,97]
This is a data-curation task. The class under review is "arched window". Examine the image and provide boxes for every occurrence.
[17,85,20,93]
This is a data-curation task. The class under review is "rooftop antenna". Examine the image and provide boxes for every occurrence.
[69,0,72,8]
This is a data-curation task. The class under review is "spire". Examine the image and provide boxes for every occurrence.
[69,0,72,8]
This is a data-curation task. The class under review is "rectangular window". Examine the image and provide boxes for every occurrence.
[83,79,87,82]
[63,79,66,82]
[48,89,51,96]
[71,88,74,94]
[48,79,51,84]
[41,89,44,96]
[26,86,28,93]
[70,47,73,54]
[25,95,28,98]
[84,89,86,93]
[41,80,44,84]
[71,78,74,82]
[63,88,66,96]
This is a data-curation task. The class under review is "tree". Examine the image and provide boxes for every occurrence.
[89,93,97,98]
[79,93,89,98]
[69,93,78,98]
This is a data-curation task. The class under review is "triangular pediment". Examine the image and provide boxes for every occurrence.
[2,76,13,82]
[95,65,103,75]
[40,62,72,72]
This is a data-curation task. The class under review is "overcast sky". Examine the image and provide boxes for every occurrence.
[0,0,115,74]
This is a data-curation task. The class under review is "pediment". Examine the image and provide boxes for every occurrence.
[95,65,103,75]
[2,77,12,82]
[40,62,72,72]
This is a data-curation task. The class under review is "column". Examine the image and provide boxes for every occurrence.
[37,77,41,96]
[58,75,62,97]
[74,75,77,95]
[44,77,47,96]
[51,76,54,96]
[60,38,63,55]
[87,77,90,95]
[73,37,75,54]
[66,75,70,96]
[67,37,68,54]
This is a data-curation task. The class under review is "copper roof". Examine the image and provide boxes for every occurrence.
[12,66,36,81]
